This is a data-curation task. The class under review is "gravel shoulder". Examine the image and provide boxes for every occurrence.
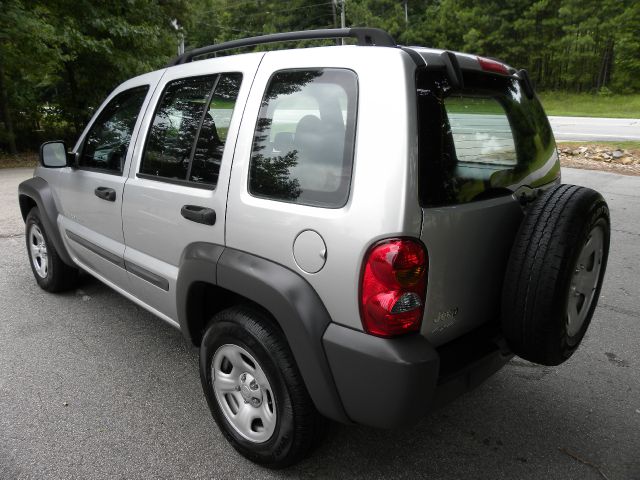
[559,143,640,176]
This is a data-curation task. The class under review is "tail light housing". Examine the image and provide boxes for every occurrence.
[477,56,509,75]
[359,238,428,337]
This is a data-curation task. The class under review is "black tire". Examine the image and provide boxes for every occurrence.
[199,305,324,468]
[25,207,78,292]
[502,184,610,366]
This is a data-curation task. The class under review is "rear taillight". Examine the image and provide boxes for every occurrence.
[359,238,428,337]
[478,56,509,75]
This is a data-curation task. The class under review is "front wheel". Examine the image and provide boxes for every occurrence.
[199,306,324,468]
[25,207,77,292]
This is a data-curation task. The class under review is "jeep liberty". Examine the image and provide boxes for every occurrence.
[18,28,610,467]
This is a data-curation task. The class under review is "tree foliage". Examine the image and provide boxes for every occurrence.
[0,0,638,153]
[0,0,190,152]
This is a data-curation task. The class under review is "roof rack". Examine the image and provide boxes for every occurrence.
[167,27,397,66]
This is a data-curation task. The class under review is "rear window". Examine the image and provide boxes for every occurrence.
[444,96,517,166]
[417,70,558,206]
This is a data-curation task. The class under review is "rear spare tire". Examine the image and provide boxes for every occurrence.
[502,184,610,366]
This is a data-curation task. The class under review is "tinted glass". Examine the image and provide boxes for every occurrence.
[189,73,242,185]
[249,69,358,208]
[79,86,149,173]
[444,96,517,165]
[141,76,216,180]
[417,70,558,206]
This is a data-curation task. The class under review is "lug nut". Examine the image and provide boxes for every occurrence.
[241,373,246,381]
[250,380,258,390]
[251,398,261,407]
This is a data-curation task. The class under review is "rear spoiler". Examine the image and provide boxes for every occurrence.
[517,69,535,98]
[404,46,535,99]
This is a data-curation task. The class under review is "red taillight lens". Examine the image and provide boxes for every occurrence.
[477,56,509,75]
[360,239,428,337]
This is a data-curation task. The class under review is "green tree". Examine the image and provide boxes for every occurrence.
[1,0,190,154]
[0,1,60,153]
[611,1,640,92]
[2,0,639,155]
[42,0,190,132]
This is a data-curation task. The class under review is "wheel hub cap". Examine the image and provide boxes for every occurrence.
[239,372,262,407]
[29,224,48,278]
[566,225,605,337]
[211,344,276,443]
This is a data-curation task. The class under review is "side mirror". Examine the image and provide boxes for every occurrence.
[40,141,70,168]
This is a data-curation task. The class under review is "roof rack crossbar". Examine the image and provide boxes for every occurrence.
[168,28,396,66]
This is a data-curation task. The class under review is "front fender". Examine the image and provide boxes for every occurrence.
[18,177,74,266]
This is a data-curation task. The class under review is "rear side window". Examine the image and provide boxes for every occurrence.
[79,86,149,173]
[140,73,242,187]
[249,68,358,208]
[417,70,558,206]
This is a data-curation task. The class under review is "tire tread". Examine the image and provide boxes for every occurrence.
[502,184,610,365]
[199,305,324,468]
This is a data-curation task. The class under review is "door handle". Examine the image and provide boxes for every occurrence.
[181,205,216,225]
[94,186,116,202]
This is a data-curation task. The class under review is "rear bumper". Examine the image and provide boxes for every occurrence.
[322,323,511,429]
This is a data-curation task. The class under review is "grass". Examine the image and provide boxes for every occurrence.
[538,92,640,118]
[0,152,37,169]
[441,92,640,119]
[557,140,640,150]
[445,96,505,114]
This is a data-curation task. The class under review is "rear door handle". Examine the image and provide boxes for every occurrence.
[181,205,216,225]
[94,186,116,202]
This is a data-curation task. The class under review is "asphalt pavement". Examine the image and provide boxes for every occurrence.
[1,167,639,479]
[0,168,31,238]
[549,116,640,142]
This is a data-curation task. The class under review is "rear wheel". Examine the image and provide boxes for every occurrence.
[199,306,324,468]
[502,184,610,366]
[25,208,77,292]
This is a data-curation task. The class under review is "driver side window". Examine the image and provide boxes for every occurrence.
[79,85,149,174]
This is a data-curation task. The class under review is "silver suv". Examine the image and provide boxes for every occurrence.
[18,28,610,468]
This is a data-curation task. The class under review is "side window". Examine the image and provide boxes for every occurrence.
[249,69,358,208]
[190,73,242,185]
[140,73,242,187]
[141,76,216,180]
[444,96,517,166]
[79,86,149,173]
